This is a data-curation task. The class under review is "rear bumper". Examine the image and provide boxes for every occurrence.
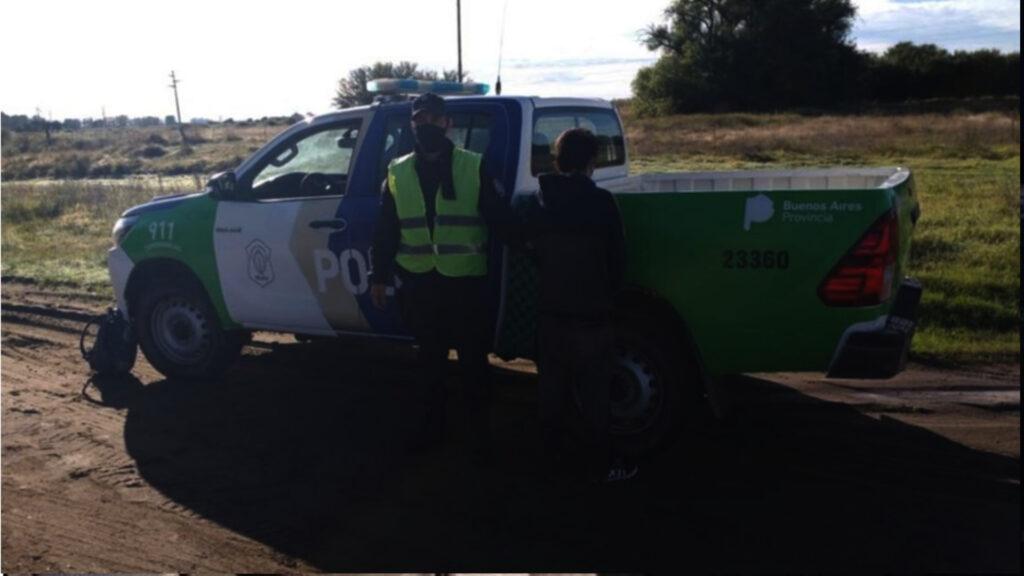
[827,278,922,379]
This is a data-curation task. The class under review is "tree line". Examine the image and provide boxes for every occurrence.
[0,112,311,135]
[632,0,1020,115]
[333,61,466,108]
[1,113,176,132]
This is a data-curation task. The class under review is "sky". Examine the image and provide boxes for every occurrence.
[0,0,1019,121]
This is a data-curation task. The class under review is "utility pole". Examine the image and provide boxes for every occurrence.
[169,70,187,144]
[36,106,52,146]
[456,0,463,82]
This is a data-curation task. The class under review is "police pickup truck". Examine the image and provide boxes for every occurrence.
[108,80,921,447]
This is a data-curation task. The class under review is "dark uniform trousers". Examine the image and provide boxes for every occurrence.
[537,315,613,472]
[398,270,492,445]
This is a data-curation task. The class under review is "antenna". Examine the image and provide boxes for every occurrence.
[495,0,510,95]
[456,0,463,82]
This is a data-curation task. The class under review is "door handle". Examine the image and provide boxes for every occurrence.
[309,219,348,231]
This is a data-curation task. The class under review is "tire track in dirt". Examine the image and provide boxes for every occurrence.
[2,277,1019,572]
[2,279,313,572]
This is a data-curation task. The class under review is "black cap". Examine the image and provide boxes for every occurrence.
[411,92,445,119]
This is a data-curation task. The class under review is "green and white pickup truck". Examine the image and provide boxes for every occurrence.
[108,87,921,447]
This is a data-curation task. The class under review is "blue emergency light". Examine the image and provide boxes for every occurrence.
[366,78,490,96]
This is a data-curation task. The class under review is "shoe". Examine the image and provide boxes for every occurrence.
[597,464,638,484]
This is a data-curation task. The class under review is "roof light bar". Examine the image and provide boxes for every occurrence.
[366,78,490,96]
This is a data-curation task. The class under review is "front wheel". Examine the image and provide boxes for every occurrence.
[134,280,243,380]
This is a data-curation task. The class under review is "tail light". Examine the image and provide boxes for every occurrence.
[819,210,899,307]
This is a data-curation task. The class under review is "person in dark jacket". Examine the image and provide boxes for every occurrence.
[525,127,635,482]
[368,93,515,464]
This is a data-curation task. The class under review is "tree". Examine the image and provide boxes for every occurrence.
[133,116,162,127]
[333,61,467,108]
[30,114,56,145]
[634,0,863,114]
[863,43,1020,102]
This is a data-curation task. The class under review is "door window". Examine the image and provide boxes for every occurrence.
[247,121,361,200]
[531,108,625,175]
[376,112,494,184]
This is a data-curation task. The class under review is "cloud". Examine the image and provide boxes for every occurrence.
[852,0,1020,52]
[529,71,586,84]
[505,57,657,70]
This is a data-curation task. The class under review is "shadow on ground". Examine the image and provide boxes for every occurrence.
[87,339,1020,572]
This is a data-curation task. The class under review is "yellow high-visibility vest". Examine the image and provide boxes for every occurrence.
[387,147,487,276]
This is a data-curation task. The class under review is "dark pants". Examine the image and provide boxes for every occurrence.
[537,315,613,474]
[398,271,492,446]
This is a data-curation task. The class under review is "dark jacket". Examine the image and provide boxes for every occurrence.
[525,173,626,320]
[370,139,516,284]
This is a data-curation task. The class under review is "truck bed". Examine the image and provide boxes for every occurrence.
[497,166,919,376]
[602,167,910,194]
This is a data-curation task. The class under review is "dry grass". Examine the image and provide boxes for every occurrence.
[1,124,278,180]
[619,108,1021,164]
[1,178,194,288]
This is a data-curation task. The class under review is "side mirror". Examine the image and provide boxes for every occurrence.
[206,171,237,199]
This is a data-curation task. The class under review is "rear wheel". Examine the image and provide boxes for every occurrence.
[134,279,243,380]
[572,319,703,455]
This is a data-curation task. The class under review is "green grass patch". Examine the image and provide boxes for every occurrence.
[2,179,193,293]
[911,327,1020,365]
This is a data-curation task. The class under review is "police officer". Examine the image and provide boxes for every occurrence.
[369,93,513,463]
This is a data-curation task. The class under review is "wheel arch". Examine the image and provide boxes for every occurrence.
[124,258,233,328]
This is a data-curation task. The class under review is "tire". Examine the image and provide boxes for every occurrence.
[134,278,243,380]
[573,319,703,455]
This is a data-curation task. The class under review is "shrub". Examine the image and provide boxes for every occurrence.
[50,154,93,179]
[88,163,112,177]
[110,159,142,177]
[137,145,167,158]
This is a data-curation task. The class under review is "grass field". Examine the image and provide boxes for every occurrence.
[1,124,273,180]
[2,109,1019,363]
[1,177,194,288]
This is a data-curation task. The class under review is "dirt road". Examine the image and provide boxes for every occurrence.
[2,279,1019,572]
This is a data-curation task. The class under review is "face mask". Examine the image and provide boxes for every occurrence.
[413,124,447,154]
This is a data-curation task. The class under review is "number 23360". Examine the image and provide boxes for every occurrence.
[723,249,789,270]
